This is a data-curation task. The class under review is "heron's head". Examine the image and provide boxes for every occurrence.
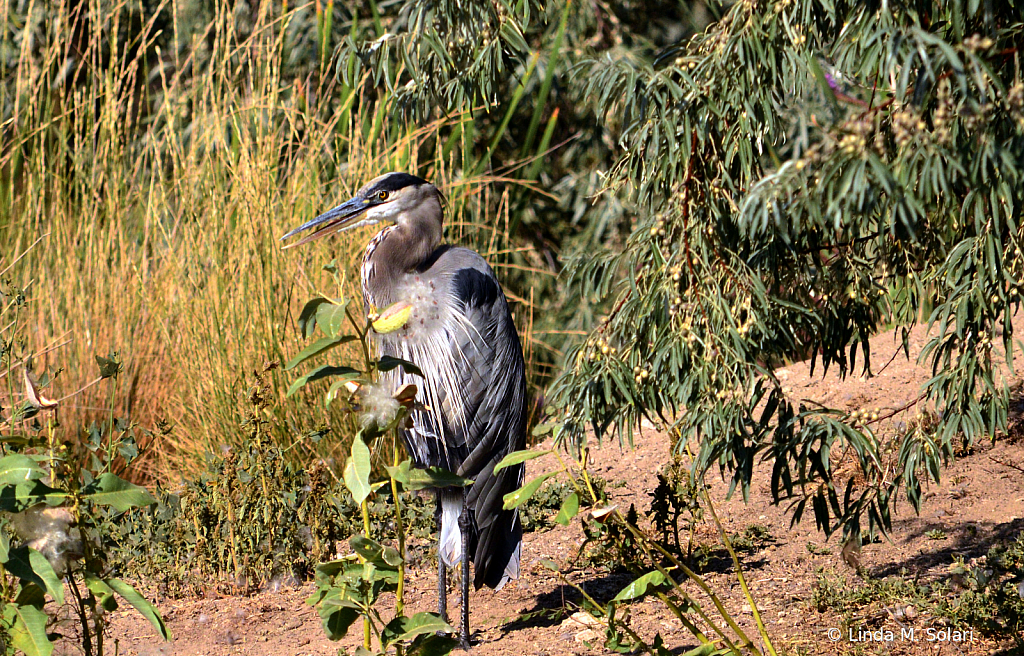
[280,172,443,248]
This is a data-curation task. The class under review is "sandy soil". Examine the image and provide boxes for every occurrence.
[102,319,1024,656]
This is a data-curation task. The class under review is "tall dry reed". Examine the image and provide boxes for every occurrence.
[1,0,549,480]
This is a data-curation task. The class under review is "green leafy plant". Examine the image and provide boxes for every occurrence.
[497,446,778,656]
[0,278,169,656]
[287,281,475,655]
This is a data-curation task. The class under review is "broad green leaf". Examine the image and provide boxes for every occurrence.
[83,473,156,511]
[298,297,332,339]
[407,632,460,656]
[406,467,473,491]
[492,449,551,474]
[0,482,67,512]
[285,335,357,371]
[29,550,63,605]
[8,602,52,656]
[680,643,719,656]
[316,300,350,338]
[612,570,667,602]
[321,606,360,640]
[554,492,579,526]
[85,576,118,612]
[0,455,45,485]
[5,546,63,605]
[378,355,423,377]
[351,536,402,568]
[384,459,413,485]
[382,613,454,649]
[343,438,372,504]
[107,578,171,641]
[502,473,555,510]
[287,365,360,397]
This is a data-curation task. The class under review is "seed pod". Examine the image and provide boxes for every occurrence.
[372,301,414,334]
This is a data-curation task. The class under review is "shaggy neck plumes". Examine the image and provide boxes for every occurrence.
[361,195,443,308]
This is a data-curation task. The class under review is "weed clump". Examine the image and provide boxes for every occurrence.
[112,442,437,596]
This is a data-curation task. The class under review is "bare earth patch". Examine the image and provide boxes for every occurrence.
[106,319,1024,656]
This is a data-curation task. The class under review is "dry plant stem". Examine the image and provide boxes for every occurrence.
[68,576,94,656]
[698,484,778,656]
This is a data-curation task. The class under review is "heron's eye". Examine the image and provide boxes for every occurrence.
[377,190,389,201]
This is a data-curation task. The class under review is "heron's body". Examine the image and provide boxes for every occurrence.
[282,172,527,647]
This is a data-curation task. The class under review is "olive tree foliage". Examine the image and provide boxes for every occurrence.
[548,0,1024,541]
[333,0,539,119]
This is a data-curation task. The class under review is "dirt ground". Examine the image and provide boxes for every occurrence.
[104,319,1024,656]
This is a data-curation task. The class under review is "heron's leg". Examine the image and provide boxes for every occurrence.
[435,497,448,624]
[458,490,471,649]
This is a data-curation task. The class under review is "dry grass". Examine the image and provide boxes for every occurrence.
[1,0,550,481]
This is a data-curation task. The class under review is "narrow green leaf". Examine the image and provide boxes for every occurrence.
[343,437,372,504]
[406,467,473,491]
[502,473,555,510]
[298,297,332,339]
[612,570,667,602]
[493,449,551,474]
[680,644,719,656]
[107,578,171,640]
[85,576,118,612]
[5,546,62,605]
[0,455,45,485]
[377,356,423,377]
[285,335,357,371]
[287,365,360,397]
[554,492,579,526]
[0,482,67,513]
[83,473,155,512]
[8,602,53,656]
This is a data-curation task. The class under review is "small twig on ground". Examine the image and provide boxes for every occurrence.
[988,455,1024,475]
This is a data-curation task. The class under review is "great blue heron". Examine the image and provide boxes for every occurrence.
[281,172,527,648]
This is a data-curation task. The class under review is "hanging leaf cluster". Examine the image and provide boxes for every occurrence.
[549,0,1024,541]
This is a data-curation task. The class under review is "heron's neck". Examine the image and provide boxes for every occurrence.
[361,218,442,308]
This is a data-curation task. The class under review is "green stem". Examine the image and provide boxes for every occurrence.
[105,373,118,472]
[390,444,406,656]
[346,305,373,372]
[614,516,743,654]
[556,570,656,655]
[361,496,372,651]
[700,485,778,656]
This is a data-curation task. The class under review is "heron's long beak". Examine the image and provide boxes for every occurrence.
[279,196,374,248]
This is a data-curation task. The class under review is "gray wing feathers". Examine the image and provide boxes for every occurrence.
[384,248,527,590]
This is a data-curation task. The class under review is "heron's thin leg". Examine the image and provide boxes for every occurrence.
[435,497,448,623]
[458,490,472,650]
